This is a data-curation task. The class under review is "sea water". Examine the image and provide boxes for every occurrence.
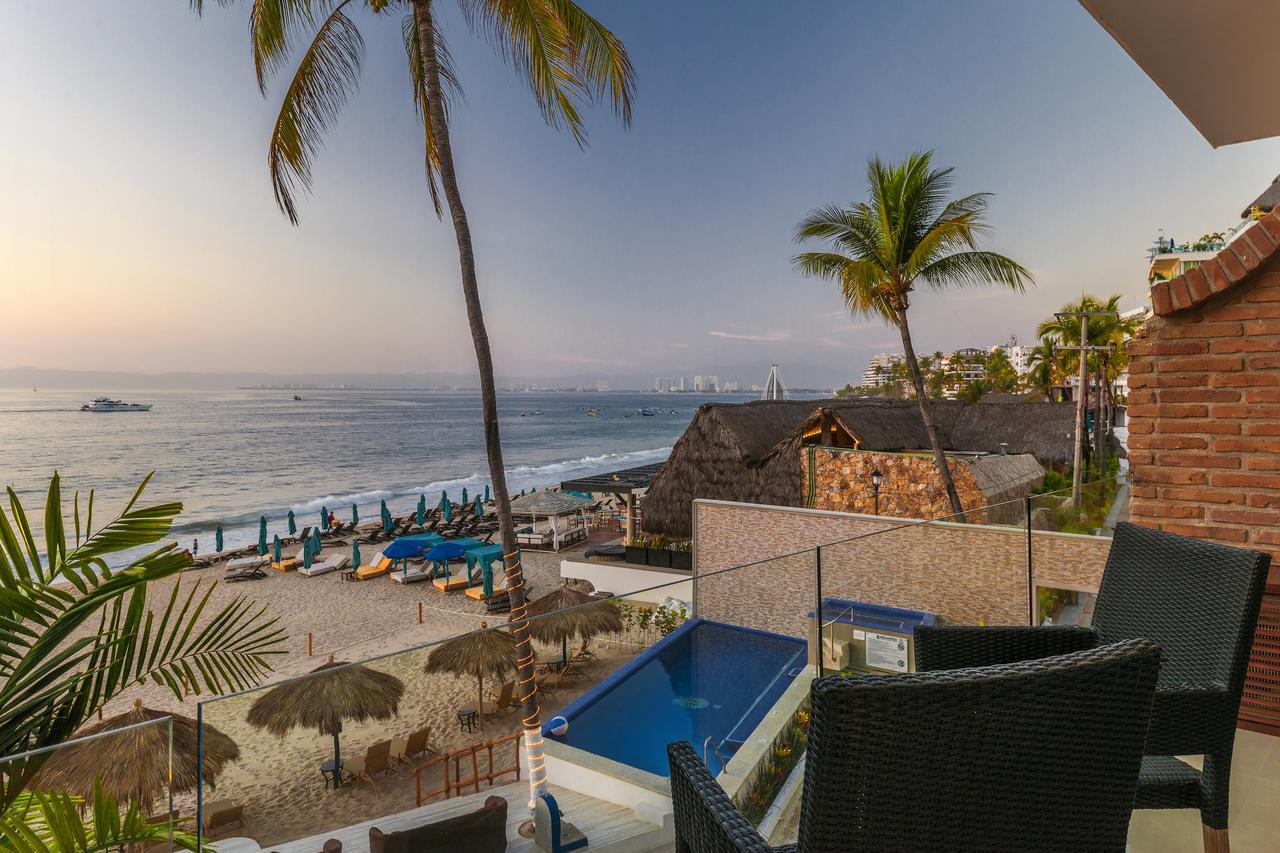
[0,389,757,558]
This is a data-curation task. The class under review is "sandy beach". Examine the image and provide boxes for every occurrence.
[84,535,642,847]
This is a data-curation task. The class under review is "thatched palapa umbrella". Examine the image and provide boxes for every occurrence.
[246,656,404,788]
[33,700,239,813]
[527,584,622,665]
[424,623,515,731]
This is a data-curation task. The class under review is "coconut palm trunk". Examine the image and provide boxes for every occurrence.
[411,0,546,811]
[895,306,965,520]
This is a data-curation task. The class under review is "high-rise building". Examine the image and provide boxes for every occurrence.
[654,377,681,393]
[595,380,610,392]
[722,381,739,392]
[861,353,904,387]
[693,375,719,393]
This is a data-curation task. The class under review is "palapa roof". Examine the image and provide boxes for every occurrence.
[508,489,591,517]
[1243,175,1280,219]
[642,398,1075,538]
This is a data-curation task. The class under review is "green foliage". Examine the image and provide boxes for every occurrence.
[734,705,811,825]
[0,473,286,834]
[0,781,199,852]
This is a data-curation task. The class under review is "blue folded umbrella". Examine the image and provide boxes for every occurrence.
[351,504,359,526]
[287,510,297,536]
[257,517,268,556]
[352,540,362,567]
[311,527,323,554]
[321,506,329,531]
[273,534,282,563]
[215,526,224,552]
[424,541,470,562]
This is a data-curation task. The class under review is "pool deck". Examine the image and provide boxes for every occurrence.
[214,781,673,853]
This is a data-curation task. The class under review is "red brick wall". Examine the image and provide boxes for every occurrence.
[1129,215,1280,582]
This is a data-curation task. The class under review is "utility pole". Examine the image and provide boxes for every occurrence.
[1056,309,1118,507]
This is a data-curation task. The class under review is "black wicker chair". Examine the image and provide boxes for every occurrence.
[915,521,1270,852]
[668,639,1162,852]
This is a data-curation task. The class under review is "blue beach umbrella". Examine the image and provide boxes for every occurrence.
[321,506,330,531]
[383,539,428,560]
[215,526,224,552]
[461,487,469,505]
[352,540,361,568]
[416,495,426,526]
[425,540,469,578]
[257,517,268,556]
[474,495,483,517]
[273,534,282,564]
[287,511,297,536]
[311,527,323,556]
[351,504,359,526]
[303,538,314,570]
[483,485,490,503]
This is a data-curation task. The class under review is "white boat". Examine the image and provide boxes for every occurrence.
[80,397,153,412]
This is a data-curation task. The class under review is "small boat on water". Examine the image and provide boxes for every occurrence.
[586,408,600,417]
[638,407,657,416]
[293,395,303,401]
[81,397,152,412]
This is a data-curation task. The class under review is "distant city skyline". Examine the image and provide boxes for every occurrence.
[4,2,1280,390]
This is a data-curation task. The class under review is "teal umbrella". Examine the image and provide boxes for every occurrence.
[438,491,449,510]
[351,504,359,526]
[352,541,361,568]
[483,485,490,503]
[531,486,537,493]
[287,511,297,536]
[380,499,389,523]
[303,537,314,570]
[273,534,282,564]
[416,495,426,526]
[461,487,469,505]
[215,526,224,552]
[257,517,268,556]
[519,489,525,498]
[382,506,393,533]
[321,506,330,532]
[443,500,453,524]
[311,526,323,555]
[473,495,484,517]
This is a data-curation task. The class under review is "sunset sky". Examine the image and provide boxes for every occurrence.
[3,1,1278,387]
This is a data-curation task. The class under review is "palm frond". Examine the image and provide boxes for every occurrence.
[917,250,1032,292]
[0,784,198,852]
[266,0,364,224]
[544,0,635,125]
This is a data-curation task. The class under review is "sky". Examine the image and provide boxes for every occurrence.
[3,1,1279,389]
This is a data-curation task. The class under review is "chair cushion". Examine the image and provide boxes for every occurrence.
[369,795,507,853]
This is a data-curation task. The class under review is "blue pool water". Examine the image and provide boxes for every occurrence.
[547,619,806,777]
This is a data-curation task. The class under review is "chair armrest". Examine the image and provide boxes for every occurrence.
[914,625,1098,672]
[1146,684,1233,754]
[667,742,776,852]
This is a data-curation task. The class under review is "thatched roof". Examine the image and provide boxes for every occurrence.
[424,624,516,682]
[1242,174,1280,219]
[246,656,405,738]
[526,585,622,646]
[509,490,591,517]
[32,700,239,811]
[642,398,1075,538]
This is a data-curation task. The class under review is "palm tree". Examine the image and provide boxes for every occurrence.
[0,474,285,850]
[794,152,1032,518]
[984,347,1018,393]
[193,0,635,810]
[1025,336,1060,401]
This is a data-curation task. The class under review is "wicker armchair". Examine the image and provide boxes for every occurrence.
[915,521,1270,852]
[669,639,1161,852]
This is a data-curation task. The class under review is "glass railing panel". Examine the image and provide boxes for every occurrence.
[0,717,180,850]
[1027,475,1126,627]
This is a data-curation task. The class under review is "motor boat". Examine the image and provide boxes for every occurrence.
[81,397,152,412]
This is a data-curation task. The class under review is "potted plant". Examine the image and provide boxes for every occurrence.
[624,535,648,565]
[669,539,693,571]
[646,535,671,568]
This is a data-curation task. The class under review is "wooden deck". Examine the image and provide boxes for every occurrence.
[216,782,672,853]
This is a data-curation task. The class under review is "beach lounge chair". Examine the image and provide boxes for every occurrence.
[480,682,516,717]
[225,555,268,573]
[200,799,245,839]
[299,554,351,578]
[391,726,436,767]
[353,552,392,581]
[389,563,433,584]
[534,793,587,852]
[225,565,267,582]
[343,739,393,790]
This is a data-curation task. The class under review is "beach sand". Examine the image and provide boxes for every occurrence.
[83,541,641,847]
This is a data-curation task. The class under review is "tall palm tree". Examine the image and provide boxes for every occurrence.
[0,474,285,850]
[1025,336,1060,401]
[794,152,1032,518]
[193,0,635,811]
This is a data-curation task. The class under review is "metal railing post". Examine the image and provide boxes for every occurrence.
[815,547,824,678]
[1025,496,1035,627]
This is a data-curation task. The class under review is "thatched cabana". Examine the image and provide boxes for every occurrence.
[526,584,622,663]
[32,700,239,813]
[642,399,1076,538]
[246,656,404,788]
[424,623,515,730]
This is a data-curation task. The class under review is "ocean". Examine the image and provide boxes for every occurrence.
[0,389,767,557]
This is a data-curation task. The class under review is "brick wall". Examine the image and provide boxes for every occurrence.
[1131,211,1280,581]
[693,500,1112,638]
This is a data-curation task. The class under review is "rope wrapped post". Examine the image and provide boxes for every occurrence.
[419,602,424,624]
[307,632,313,657]
[505,548,548,810]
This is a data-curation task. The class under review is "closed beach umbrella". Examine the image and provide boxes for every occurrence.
[287,510,297,536]
[527,584,623,665]
[484,485,490,503]
[311,526,323,555]
[474,495,484,517]
[519,489,525,498]
[443,499,453,524]
[273,534,282,564]
[215,526,224,552]
[247,657,404,789]
[32,700,239,813]
[257,517,268,556]
[439,491,449,510]
[461,487,469,505]
[416,495,426,526]
[379,499,390,526]
[424,624,515,732]
[531,486,537,493]
[303,538,314,570]
[321,506,330,531]
[351,503,359,526]
[352,540,361,568]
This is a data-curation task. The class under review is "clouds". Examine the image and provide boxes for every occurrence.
[707,329,791,342]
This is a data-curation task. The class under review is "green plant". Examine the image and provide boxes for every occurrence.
[0,782,200,851]
[636,605,653,640]
[668,539,692,553]
[794,152,1033,518]
[0,474,286,849]
[734,705,811,825]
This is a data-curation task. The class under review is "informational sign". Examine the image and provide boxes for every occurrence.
[867,632,909,673]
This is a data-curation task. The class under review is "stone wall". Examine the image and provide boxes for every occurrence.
[803,447,987,521]
[1130,210,1280,581]
[693,499,1112,639]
